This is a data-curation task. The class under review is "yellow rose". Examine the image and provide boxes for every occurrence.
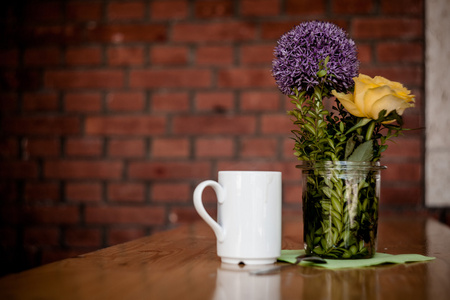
[332,74,415,120]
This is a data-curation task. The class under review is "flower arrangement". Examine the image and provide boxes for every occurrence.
[272,21,415,259]
[273,21,414,163]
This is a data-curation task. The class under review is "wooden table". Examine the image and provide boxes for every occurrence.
[1,215,449,300]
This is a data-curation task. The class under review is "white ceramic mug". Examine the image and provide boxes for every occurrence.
[193,171,282,265]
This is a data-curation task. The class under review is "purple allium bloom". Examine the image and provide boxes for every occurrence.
[272,21,359,96]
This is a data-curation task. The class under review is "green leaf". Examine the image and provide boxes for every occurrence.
[317,69,327,78]
[344,136,356,160]
[347,140,374,162]
[346,118,372,135]
[304,123,316,135]
[339,122,345,133]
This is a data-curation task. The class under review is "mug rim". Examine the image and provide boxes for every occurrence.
[218,170,281,174]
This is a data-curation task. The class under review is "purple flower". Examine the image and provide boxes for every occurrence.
[272,21,359,96]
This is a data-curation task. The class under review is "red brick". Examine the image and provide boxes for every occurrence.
[65,137,103,157]
[241,44,274,65]
[359,66,422,86]
[383,138,421,159]
[0,93,18,112]
[409,88,423,109]
[0,138,18,158]
[173,22,256,42]
[41,248,86,265]
[107,1,146,20]
[65,228,102,247]
[196,46,234,65]
[151,183,190,203]
[65,46,102,66]
[66,182,102,202]
[45,70,124,89]
[107,183,145,202]
[151,92,190,112]
[107,46,145,66]
[24,2,64,23]
[44,160,123,180]
[261,114,295,134]
[241,0,280,16]
[20,24,85,45]
[108,138,146,158]
[353,18,423,39]
[357,43,372,64]
[85,116,166,136]
[195,0,234,18]
[23,138,59,158]
[282,139,298,160]
[195,92,234,112]
[150,46,188,66]
[381,0,423,15]
[64,92,102,112]
[173,115,256,135]
[24,227,59,246]
[444,212,450,228]
[261,21,304,40]
[24,205,79,225]
[0,206,20,224]
[22,92,59,112]
[0,182,18,203]
[3,70,40,91]
[240,91,280,111]
[0,49,19,67]
[195,138,235,158]
[0,161,39,179]
[152,138,190,158]
[190,185,218,204]
[402,114,422,132]
[332,0,374,14]
[66,2,102,21]
[169,206,215,224]
[382,162,422,182]
[17,71,38,92]
[24,47,61,66]
[128,161,211,180]
[218,68,274,88]
[106,91,145,111]
[108,228,146,245]
[24,182,60,203]
[86,24,167,43]
[130,69,211,88]
[150,0,188,20]
[283,183,302,204]
[286,0,325,15]
[241,138,278,158]
[85,205,166,225]
[380,185,422,205]
[0,71,18,91]
[376,42,423,63]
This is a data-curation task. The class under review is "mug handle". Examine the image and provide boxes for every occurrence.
[193,180,225,242]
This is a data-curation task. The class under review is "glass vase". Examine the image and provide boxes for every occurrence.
[299,161,386,259]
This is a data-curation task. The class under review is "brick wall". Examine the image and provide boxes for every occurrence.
[0,0,442,274]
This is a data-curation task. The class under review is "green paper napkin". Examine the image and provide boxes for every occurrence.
[279,249,435,269]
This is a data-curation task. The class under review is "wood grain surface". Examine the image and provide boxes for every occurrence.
[1,215,449,300]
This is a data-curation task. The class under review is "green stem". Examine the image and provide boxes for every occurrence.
[365,121,376,141]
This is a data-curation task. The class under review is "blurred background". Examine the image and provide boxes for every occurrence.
[1,0,449,275]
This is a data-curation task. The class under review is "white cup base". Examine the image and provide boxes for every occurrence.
[221,257,277,265]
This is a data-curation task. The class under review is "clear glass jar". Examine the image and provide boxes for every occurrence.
[298,161,386,259]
